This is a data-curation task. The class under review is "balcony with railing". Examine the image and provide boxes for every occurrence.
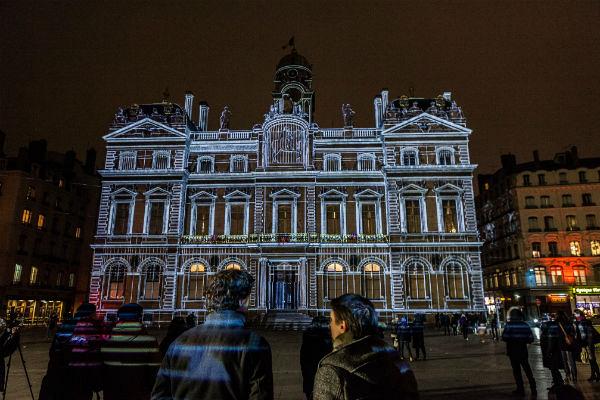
[181,233,388,245]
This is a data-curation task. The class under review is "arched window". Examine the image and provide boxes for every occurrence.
[402,149,418,166]
[185,262,208,300]
[324,154,341,172]
[363,262,383,299]
[444,262,468,299]
[573,266,587,285]
[549,266,563,285]
[437,148,454,165]
[404,261,429,299]
[197,156,214,174]
[140,263,162,300]
[153,151,171,169]
[357,154,375,171]
[103,263,126,300]
[224,262,242,270]
[325,262,345,299]
[230,155,248,173]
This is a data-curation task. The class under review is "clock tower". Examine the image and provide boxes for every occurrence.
[272,48,315,123]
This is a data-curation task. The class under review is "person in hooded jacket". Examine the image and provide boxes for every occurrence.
[540,314,565,389]
[501,307,536,397]
[313,294,419,400]
[102,303,161,400]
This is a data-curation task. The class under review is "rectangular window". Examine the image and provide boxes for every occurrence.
[442,199,458,233]
[113,203,130,235]
[56,271,63,286]
[548,241,559,256]
[21,209,32,225]
[525,196,536,208]
[30,266,38,285]
[591,240,600,256]
[570,241,581,256]
[566,215,578,230]
[582,193,593,205]
[540,196,552,208]
[544,216,555,231]
[136,150,153,169]
[326,204,341,235]
[522,175,530,186]
[550,267,563,285]
[537,174,546,185]
[405,200,421,233]
[68,273,75,288]
[36,214,46,230]
[562,194,573,207]
[528,217,539,231]
[361,203,376,235]
[13,264,22,284]
[277,203,292,234]
[574,268,587,285]
[26,186,36,200]
[534,267,547,286]
[511,270,518,286]
[504,271,511,287]
[586,214,597,229]
[75,227,81,239]
[195,205,211,235]
[148,202,166,235]
[579,171,587,183]
[532,242,541,258]
[119,151,136,170]
[559,172,567,184]
[229,204,245,235]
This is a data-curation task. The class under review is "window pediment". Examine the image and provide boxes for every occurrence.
[110,187,137,199]
[143,187,171,198]
[319,188,348,199]
[189,191,217,201]
[270,189,300,199]
[434,183,464,194]
[224,190,251,200]
[354,189,382,199]
[399,184,428,195]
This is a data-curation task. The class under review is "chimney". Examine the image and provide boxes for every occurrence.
[443,92,452,101]
[381,89,389,113]
[533,150,539,163]
[85,148,97,174]
[184,91,194,122]
[373,95,383,128]
[500,153,517,171]
[198,101,210,131]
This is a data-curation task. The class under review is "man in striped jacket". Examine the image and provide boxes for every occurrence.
[102,303,161,400]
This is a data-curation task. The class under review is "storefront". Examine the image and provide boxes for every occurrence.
[573,286,600,317]
[6,299,64,325]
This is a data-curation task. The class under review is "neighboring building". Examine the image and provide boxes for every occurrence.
[477,149,600,319]
[0,134,99,324]
[90,49,484,322]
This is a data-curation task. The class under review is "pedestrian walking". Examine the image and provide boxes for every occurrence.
[502,307,537,397]
[556,311,579,383]
[490,312,499,341]
[152,269,273,400]
[442,314,451,336]
[411,317,426,361]
[540,314,565,388]
[574,310,600,382]
[312,294,418,400]
[102,303,161,400]
[459,314,469,340]
[159,316,188,358]
[451,314,459,336]
[301,316,333,400]
[396,317,413,361]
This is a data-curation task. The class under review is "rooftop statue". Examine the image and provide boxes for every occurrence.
[220,106,231,130]
[342,103,355,127]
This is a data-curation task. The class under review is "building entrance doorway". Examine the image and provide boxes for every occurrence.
[269,264,298,310]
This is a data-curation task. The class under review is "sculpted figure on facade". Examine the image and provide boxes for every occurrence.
[220,106,231,130]
[342,103,355,127]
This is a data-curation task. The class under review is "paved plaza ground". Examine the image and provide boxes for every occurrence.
[2,327,599,399]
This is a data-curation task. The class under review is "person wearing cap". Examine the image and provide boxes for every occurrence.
[0,318,20,393]
[152,269,273,400]
[101,303,161,400]
[501,307,537,397]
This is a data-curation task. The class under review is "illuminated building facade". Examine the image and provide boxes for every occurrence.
[478,149,600,318]
[0,135,99,323]
[90,50,484,321]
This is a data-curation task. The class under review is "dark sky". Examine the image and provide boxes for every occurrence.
[1,0,599,174]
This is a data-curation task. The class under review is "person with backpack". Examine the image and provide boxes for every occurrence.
[313,294,418,400]
[502,307,537,397]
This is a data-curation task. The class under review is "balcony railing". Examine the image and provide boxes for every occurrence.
[181,233,388,244]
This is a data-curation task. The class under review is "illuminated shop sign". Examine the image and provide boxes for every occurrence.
[547,294,568,303]
[573,287,600,295]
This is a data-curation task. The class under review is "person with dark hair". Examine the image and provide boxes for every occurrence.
[0,318,19,394]
[501,307,536,397]
[185,312,197,330]
[574,310,600,382]
[152,269,273,400]
[301,317,333,400]
[411,317,426,361]
[159,317,188,358]
[556,311,578,383]
[490,312,499,342]
[313,294,418,400]
[396,317,413,361]
[541,313,565,388]
[442,314,451,336]
[451,314,459,336]
[102,303,161,400]
[459,314,469,340]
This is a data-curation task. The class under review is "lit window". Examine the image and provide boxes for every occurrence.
[186,263,207,300]
[103,264,126,299]
[194,205,211,236]
[225,262,242,270]
[56,271,63,286]
[566,215,578,230]
[58,179,65,188]
[511,270,518,286]
[75,227,81,239]
[573,267,587,285]
[531,242,541,258]
[36,214,45,230]
[327,262,344,272]
[533,267,547,286]
[13,264,22,284]
[140,264,162,300]
[442,199,458,233]
[445,262,467,298]
[326,262,345,299]
[504,271,511,287]
[570,241,581,256]
[363,262,382,299]
[30,266,39,285]
[549,266,563,285]
[591,240,600,256]
[360,203,376,235]
[68,273,75,287]
[190,263,206,273]
[21,209,32,224]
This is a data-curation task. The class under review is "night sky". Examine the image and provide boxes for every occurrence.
[1,1,599,174]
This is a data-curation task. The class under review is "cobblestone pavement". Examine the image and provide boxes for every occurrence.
[3,327,600,399]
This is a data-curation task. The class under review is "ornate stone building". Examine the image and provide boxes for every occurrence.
[90,49,484,321]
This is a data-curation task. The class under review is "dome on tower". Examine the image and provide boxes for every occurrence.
[276,49,312,71]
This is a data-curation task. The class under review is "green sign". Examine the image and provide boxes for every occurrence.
[573,287,600,295]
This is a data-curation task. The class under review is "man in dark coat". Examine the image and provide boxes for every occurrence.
[0,318,19,394]
[301,317,333,400]
[102,303,161,400]
[396,317,413,361]
[574,310,600,381]
[411,317,426,361]
[501,307,536,397]
[540,314,564,388]
[152,269,273,400]
[313,294,418,400]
